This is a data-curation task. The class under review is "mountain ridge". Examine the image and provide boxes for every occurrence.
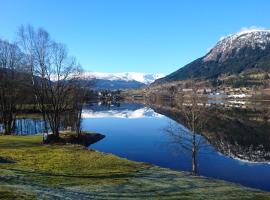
[155,29,270,85]
[80,72,164,90]
[81,72,164,84]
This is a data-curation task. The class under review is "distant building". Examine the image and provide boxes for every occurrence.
[197,89,205,94]
[205,88,212,93]
[182,88,193,92]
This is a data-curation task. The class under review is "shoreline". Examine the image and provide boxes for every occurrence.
[0,134,270,199]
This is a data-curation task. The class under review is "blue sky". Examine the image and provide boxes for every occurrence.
[0,0,270,75]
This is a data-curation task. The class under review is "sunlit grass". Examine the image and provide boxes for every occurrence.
[0,135,270,199]
[0,135,143,186]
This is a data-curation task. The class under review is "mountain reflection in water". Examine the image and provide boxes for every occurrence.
[83,101,270,191]
[1,101,270,191]
[150,102,270,164]
[82,104,162,119]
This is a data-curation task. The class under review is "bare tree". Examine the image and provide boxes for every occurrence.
[18,25,82,140]
[70,82,89,138]
[0,39,23,134]
[164,81,209,174]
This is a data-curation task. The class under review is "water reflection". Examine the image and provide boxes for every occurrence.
[13,119,47,135]
[84,101,270,191]
[150,102,270,163]
[1,101,270,191]
[164,121,210,174]
[82,103,162,119]
[0,114,72,136]
[162,94,211,174]
[0,118,47,135]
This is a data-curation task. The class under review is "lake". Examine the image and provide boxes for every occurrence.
[82,102,270,192]
[3,101,270,191]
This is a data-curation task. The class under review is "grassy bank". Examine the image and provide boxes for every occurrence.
[0,135,270,199]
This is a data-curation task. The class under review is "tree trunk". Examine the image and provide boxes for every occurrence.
[3,113,14,135]
[75,107,82,138]
[4,122,12,135]
[191,132,197,175]
[54,123,60,139]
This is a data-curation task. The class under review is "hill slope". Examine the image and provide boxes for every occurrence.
[156,29,270,84]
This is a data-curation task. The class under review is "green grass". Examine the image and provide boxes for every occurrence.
[0,187,36,200]
[0,135,143,186]
[0,135,270,199]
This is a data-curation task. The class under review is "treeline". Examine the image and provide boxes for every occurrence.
[0,25,88,139]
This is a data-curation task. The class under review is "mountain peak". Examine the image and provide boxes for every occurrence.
[204,29,270,63]
[155,28,270,84]
[233,28,270,36]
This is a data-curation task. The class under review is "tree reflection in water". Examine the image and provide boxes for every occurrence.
[13,118,47,135]
[151,98,270,166]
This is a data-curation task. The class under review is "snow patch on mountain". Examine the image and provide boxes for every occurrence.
[229,26,270,38]
[204,28,270,63]
[80,72,164,84]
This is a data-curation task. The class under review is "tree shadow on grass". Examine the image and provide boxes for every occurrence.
[0,156,15,164]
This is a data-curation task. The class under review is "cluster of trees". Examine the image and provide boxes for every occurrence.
[0,25,87,140]
[0,39,24,134]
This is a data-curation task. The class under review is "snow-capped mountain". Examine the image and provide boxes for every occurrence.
[81,72,163,84]
[156,28,270,83]
[204,29,270,63]
[80,72,164,90]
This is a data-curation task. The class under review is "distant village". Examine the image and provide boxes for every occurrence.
[92,79,270,111]
[188,87,253,99]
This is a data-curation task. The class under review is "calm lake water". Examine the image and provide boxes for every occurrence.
[0,119,46,135]
[3,101,270,191]
[82,102,270,192]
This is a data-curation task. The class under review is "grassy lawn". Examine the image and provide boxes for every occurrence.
[0,135,270,199]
